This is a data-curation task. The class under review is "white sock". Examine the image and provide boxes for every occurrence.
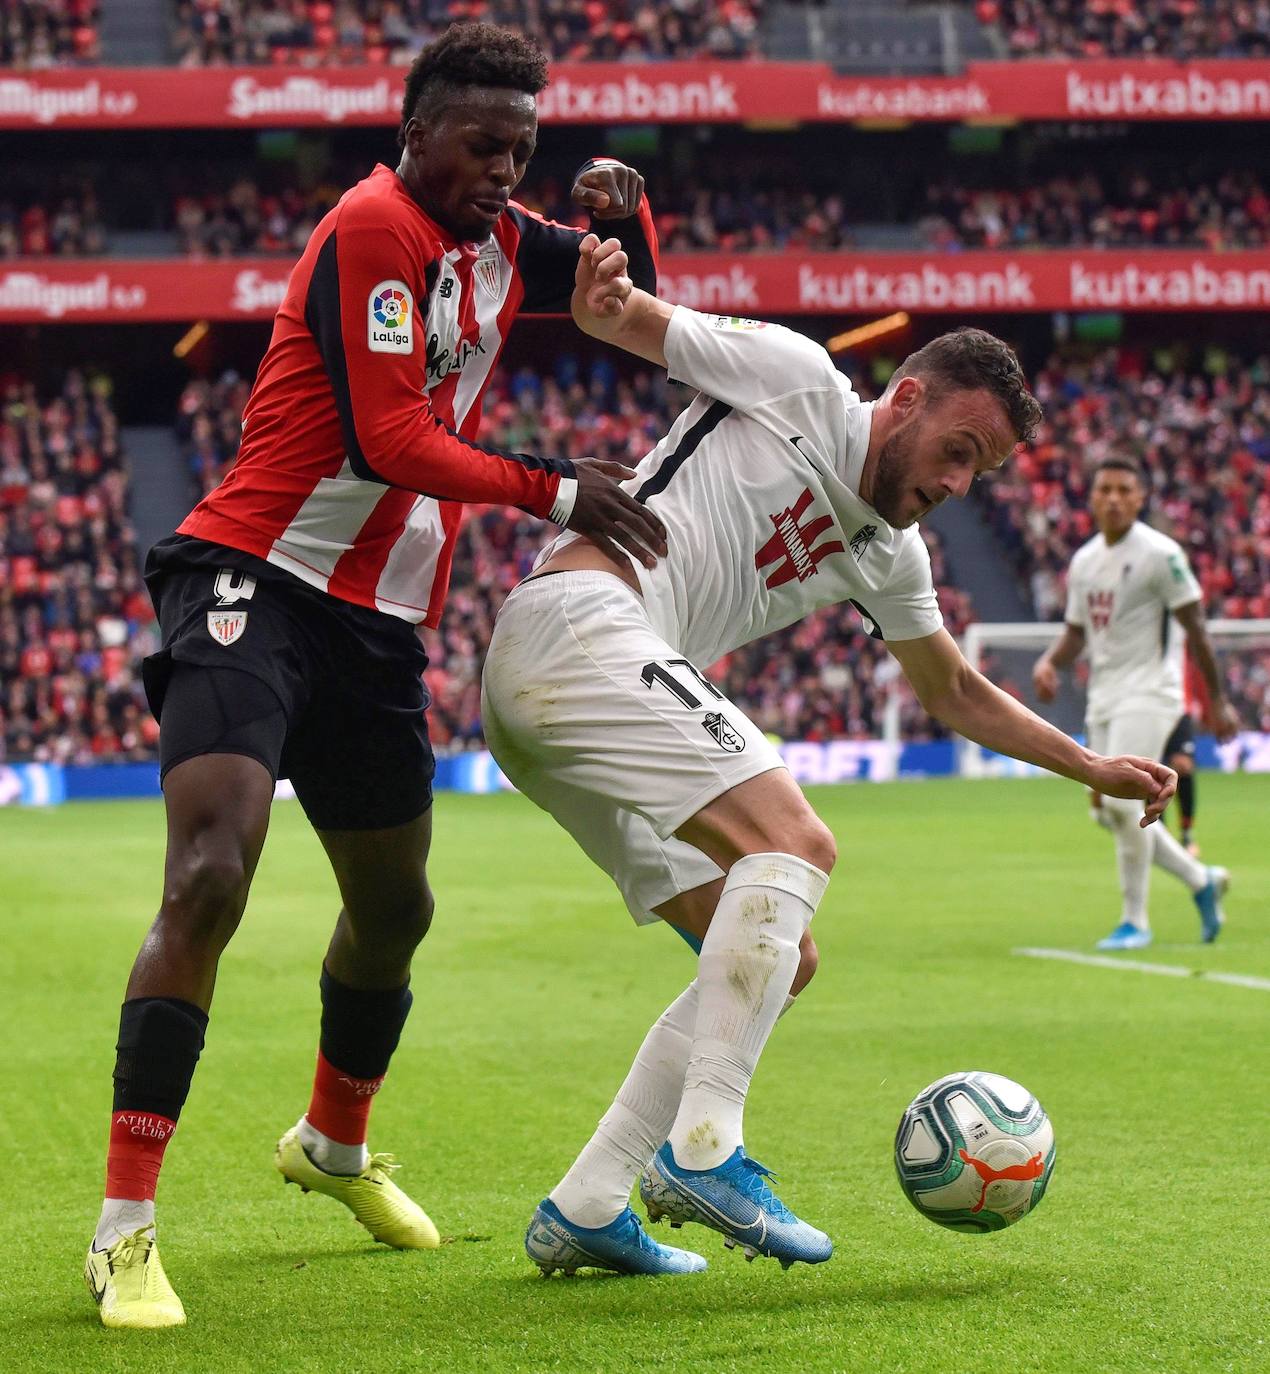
[1103,798,1152,928]
[296,1115,369,1175]
[668,852,828,1171]
[549,982,699,1229]
[1150,824,1207,891]
[95,1198,155,1250]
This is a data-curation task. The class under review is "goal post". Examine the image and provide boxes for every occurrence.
[957,619,1270,779]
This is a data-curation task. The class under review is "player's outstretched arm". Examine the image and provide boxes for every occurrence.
[571,233,673,367]
[891,628,1176,826]
[1032,623,1085,703]
[1173,601,1240,741]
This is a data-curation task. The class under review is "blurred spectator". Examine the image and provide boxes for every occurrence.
[171,2,763,67]
[920,171,1270,252]
[0,372,157,765]
[977,345,1270,728]
[1,0,99,67]
[0,190,107,258]
[176,372,252,494]
[973,0,1270,59]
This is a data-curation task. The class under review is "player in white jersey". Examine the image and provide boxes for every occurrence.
[1033,457,1239,951]
[481,236,1176,1277]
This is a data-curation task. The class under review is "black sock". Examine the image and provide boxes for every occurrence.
[318,967,412,1080]
[112,997,209,1121]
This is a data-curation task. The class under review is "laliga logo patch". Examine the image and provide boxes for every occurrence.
[702,711,746,753]
[368,279,414,354]
[207,610,248,646]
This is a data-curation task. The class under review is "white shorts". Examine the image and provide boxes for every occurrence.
[481,571,786,925]
[1087,708,1182,764]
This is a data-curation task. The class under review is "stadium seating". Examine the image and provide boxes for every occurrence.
[0,373,157,764]
[970,0,1270,59]
[171,0,764,66]
[0,0,100,67]
[0,192,107,258]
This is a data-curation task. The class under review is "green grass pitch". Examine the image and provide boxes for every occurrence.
[2,774,1268,1374]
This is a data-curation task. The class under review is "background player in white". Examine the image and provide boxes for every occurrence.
[480,237,1176,1277]
[1033,457,1238,950]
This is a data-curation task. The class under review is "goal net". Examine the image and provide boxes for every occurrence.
[957,619,1270,778]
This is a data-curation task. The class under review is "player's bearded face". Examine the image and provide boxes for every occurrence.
[870,422,926,528]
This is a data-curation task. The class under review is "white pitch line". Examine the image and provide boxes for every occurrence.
[1013,947,1270,992]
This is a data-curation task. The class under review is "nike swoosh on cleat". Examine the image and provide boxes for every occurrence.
[665,1176,766,1244]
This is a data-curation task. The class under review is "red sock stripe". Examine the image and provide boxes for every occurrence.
[306,1050,384,1147]
[106,1111,177,1201]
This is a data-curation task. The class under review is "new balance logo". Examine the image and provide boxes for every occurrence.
[849,523,877,561]
[755,488,845,589]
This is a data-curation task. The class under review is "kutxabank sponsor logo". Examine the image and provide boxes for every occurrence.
[1065,68,1270,117]
[538,72,738,121]
[799,262,1035,310]
[1070,259,1270,307]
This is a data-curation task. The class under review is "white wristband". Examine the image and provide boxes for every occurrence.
[548,476,579,527]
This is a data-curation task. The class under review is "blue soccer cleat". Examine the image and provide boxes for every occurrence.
[1193,866,1229,943]
[1096,921,1153,951]
[639,1143,832,1270]
[524,1198,707,1277]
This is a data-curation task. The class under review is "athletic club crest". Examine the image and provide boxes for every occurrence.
[702,711,746,753]
[206,609,248,646]
[475,246,503,299]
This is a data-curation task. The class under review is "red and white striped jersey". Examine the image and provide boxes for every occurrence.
[180,163,658,625]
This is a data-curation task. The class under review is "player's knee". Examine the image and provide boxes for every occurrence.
[1100,794,1141,829]
[348,879,434,952]
[790,931,819,996]
[160,847,251,952]
[788,816,837,875]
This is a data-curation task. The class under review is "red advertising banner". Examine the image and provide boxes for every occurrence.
[1,59,1268,129]
[3,252,1268,322]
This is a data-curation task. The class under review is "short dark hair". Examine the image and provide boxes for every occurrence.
[399,24,549,145]
[1092,456,1146,485]
[888,327,1042,446]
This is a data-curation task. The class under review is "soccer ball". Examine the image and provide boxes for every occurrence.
[893,1071,1056,1233]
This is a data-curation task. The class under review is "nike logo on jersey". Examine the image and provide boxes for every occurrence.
[787,434,827,478]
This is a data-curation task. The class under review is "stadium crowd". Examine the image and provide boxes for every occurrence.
[974,0,1270,59]
[171,0,762,66]
[0,373,157,766]
[1,0,98,67]
[152,162,1268,259]
[10,344,1267,765]
[919,171,1270,251]
[0,192,107,258]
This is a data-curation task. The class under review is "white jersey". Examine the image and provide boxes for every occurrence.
[544,306,942,667]
[1064,520,1202,725]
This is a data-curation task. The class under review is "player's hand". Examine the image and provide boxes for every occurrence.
[1206,699,1240,743]
[1085,755,1177,827]
[573,233,632,320]
[572,161,645,219]
[568,457,668,570]
[1032,658,1059,703]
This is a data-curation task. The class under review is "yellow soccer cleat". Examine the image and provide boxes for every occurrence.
[274,1127,440,1249]
[84,1226,186,1330]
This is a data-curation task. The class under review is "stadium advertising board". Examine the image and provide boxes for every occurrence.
[3,252,1268,322]
[1,60,1268,129]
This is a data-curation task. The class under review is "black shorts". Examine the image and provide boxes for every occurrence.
[1162,713,1196,762]
[142,535,435,831]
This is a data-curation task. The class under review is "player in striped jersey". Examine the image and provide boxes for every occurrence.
[85,26,668,1330]
[482,238,1177,1276]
